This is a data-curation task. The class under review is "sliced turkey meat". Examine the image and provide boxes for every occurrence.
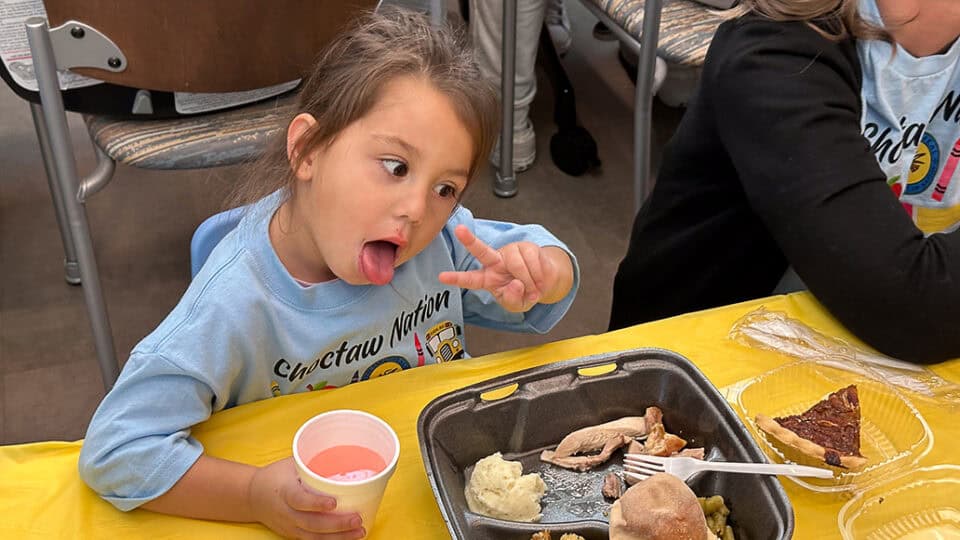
[540,434,631,472]
[550,407,663,458]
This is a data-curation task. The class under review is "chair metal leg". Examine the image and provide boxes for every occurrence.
[30,102,81,285]
[78,140,116,202]
[26,17,119,391]
[632,0,663,213]
[495,0,518,197]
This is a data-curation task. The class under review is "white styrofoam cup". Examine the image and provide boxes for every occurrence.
[292,409,400,534]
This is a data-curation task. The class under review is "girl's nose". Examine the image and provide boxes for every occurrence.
[394,186,429,224]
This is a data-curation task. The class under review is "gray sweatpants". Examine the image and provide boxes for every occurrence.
[470,0,548,130]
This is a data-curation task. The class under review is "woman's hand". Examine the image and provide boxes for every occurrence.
[248,458,365,540]
[438,224,574,312]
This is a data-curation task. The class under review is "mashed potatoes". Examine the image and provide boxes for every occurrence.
[464,452,547,522]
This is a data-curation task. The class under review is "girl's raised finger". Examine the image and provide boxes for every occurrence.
[454,225,502,268]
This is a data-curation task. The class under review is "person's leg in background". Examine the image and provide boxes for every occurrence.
[470,0,551,172]
[545,0,572,57]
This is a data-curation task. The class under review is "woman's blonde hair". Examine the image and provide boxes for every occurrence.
[726,0,890,42]
[227,7,499,208]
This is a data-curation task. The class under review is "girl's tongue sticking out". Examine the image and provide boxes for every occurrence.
[359,240,398,285]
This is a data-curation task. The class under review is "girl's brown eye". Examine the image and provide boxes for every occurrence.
[381,159,408,177]
[434,184,459,199]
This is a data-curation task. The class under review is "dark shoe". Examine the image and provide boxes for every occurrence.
[593,21,617,41]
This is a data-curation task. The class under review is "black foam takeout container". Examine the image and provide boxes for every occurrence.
[417,348,794,539]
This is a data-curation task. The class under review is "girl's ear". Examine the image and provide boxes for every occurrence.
[287,113,319,181]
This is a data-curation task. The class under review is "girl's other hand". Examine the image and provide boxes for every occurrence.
[438,224,574,312]
[248,457,365,539]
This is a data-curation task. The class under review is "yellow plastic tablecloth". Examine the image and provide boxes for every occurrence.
[2,292,958,539]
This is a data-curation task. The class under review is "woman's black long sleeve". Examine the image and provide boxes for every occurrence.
[610,17,960,363]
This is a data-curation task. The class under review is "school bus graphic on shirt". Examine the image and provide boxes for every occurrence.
[424,321,464,362]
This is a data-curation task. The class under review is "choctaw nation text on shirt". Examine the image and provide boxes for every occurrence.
[270,289,463,392]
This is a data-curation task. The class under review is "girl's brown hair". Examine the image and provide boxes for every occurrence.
[726,0,891,42]
[227,7,499,209]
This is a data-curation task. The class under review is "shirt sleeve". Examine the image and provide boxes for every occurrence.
[78,353,214,510]
[710,20,960,363]
[442,206,580,333]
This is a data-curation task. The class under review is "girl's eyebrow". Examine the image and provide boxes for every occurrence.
[372,134,420,158]
[444,167,470,179]
[373,133,469,178]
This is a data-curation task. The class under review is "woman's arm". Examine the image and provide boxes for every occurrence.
[710,19,960,363]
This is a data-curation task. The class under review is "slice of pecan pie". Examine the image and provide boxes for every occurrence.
[756,385,867,469]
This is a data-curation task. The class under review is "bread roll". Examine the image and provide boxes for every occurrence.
[608,473,711,540]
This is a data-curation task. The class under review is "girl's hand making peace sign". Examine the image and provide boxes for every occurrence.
[438,225,575,313]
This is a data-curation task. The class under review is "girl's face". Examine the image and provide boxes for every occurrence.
[277,76,474,286]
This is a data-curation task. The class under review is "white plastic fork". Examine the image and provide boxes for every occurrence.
[623,454,834,483]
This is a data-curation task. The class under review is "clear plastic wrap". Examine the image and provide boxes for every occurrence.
[728,307,960,409]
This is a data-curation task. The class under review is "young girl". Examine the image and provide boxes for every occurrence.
[610,0,960,364]
[78,9,578,538]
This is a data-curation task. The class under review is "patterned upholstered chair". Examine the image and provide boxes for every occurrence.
[18,0,380,390]
[577,0,733,211]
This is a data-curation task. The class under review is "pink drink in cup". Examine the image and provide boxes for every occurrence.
[307,445,386,481]
[293,410,400,535]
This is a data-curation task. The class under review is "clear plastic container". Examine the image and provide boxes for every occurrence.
[730,360,933,493]
[838,464,960,539]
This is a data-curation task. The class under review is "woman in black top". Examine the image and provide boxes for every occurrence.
[609,0,960,364]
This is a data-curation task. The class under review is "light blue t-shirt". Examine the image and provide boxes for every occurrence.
[859,0,960,234]
[78,191,579,510]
